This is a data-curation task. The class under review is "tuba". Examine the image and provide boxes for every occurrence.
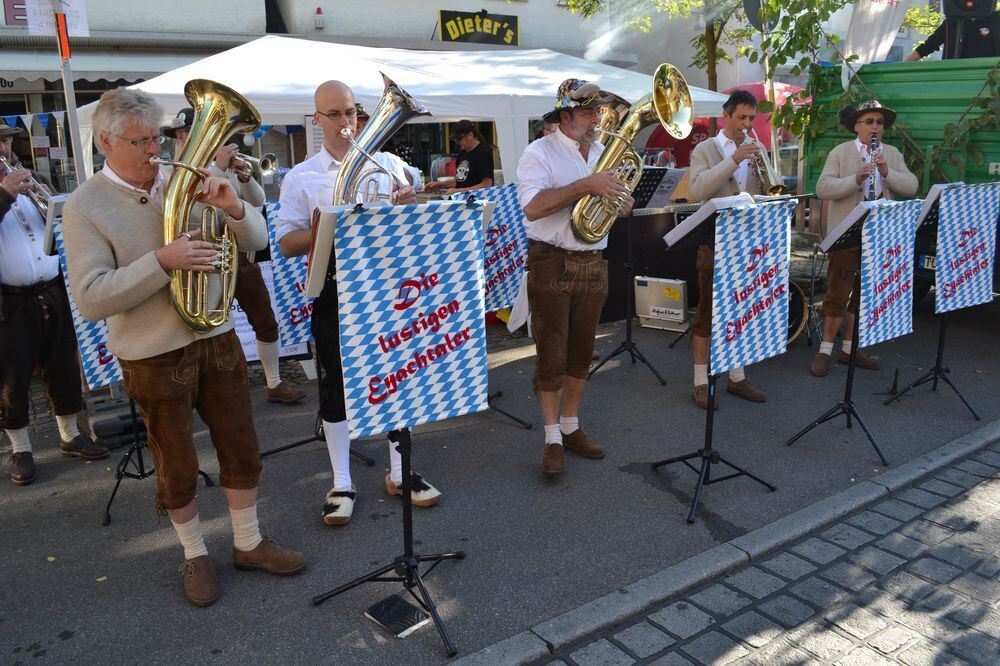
[332,73,430,205]
[571,64,693,244]
[152,79,261,332]
[740,128,786,196]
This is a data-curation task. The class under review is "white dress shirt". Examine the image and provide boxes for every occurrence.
[101,162,165,205]
[715,130,749,191]
[0,194,59,286]
[855,138,884,199]
[274,146,408,245]
[516,128,605,251]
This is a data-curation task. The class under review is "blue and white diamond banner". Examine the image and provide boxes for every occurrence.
[469,184,528,312]
[53,220,123,390]
[265,201,313,346]
[858,199,922,349]
[934,183,1000,314]
[710,200,795,376]
[333,200,489,439]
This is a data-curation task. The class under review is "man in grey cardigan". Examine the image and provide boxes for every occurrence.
[63,87,305,607]
[810,100,918,377]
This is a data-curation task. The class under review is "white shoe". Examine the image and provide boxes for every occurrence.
[322,486,356,525]
[385,473,441,508]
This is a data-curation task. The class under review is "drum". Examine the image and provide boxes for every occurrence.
[787,280,807,345]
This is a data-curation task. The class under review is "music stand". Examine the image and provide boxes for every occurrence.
[651,196,776,523]
[786,202,890,465]
[883,185,985,420]
[102,396,214,526]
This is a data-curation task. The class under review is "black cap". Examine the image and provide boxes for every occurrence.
[161,107,194,138]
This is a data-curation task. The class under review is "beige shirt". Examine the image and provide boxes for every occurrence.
[62,171,267,361]
[689,136,762,203]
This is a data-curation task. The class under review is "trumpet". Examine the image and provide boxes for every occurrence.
[231,152,277,179]
[740,128,786,196]
[0,155,50,216]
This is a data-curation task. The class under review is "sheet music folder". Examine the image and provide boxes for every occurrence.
[662,193,754,251]
[819,200,887,254]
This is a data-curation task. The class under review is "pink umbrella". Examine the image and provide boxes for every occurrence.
[721,81,810,150]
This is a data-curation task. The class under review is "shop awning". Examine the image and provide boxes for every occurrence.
[2,49,204,82]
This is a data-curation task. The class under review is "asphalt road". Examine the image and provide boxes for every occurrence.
[2,296,999,664]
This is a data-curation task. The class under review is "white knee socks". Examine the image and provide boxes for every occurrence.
[5,427,32,454]
[257,340,282,389]
[55,413,81,442]
[323,419,352,489]
[171,514,209,560]
[230,505,263,552]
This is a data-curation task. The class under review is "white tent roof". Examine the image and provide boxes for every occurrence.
[77,35,728,182]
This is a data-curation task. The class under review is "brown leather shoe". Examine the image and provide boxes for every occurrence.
[726,378,766,403]
[233,537,306,575]
[839,349,879,370]
[562,428,604,459]
[60,435,109,460]
[810,352,832,377]
[267,382,306,404]
[9,452,36,486]
[692,384,718,410]
[542,443,564,475]
[179,555,220,607]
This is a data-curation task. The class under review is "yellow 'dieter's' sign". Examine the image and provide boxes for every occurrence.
[439,10,519,46]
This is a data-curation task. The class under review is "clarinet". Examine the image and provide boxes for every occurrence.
[866,133,878,201]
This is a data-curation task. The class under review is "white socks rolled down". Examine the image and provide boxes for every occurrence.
[230,505,263,552]
[5,427,32,454]
[257,340,282,390]
[388,436,403,486]
[819,341,834,356]
[543,424,562,445]
[171,514,209,561]
[55,413,81,442]
[841,339,853,355]
[694,364,745,385]
[323,419,352,489]
[728,367,746,383]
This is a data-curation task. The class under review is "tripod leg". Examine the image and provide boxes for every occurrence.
[311,561,398,606]
[102,442,139,527]
[716,456,777,491]
[786,403,844,446]
[936,372,981,420]
[686,455,712,524]
[668,326,689,349]
[629,344,668,386]
[847,403,889,466]
[409,568,459,657]
[883,369,935,405]
[198,470,215,487]
[588,342,628,377]
[651,450,700,470]
[487,391,533,430]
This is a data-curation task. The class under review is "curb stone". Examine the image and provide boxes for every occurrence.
[459,418,1000,665]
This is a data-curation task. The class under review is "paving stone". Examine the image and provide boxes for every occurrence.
[648,601,715,640]
[896,487,948,509]
[820,561,878,592]
[648,652,694,666]
[881,571,937,603]
[866,626,920,654]
[724,567,786,599]
[877,533,928,559]
[747,640,814,666]
[850,546,908,576]
[920,478,965,498]
[909,556,965,584]
[928,544,984,571]
[946,630,1000,664]
[759,552,817,581]
[613,621,675,660]
[950,573,1000,604]
[856,588,910,618]
[896,609,964,642]
[757,595,816,628]
[871,498,925,522]
[898,519,957,546]
[923,503,984,532]
[973,450,1000,468]
[955,459,999,477]
[949,602,1000,639]
[680,631,749,665]
[836,645,895,666]
[790,537,846,565]
[948,516,1000,555]
[844,510,903,536]
[569,638,635,666]
[824,603,889,639]
[935,468,981,490]
[721,610,783,648]
[899,640,969,666]
[821,523,877,550]
[915,588,972,616]
[789,577,852,608]
[790,623,854,660]
[688,584,752,617]
[974,556,1000,578]
[966,482,1000,510]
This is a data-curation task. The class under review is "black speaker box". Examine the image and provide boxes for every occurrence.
[942,0,994,19]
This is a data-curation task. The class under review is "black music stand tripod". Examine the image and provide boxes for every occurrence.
[312,428,465,656]
[102,396,214,526]
[589,212,667,385]
[259,341,375,465]
[487,389,532,429]
[786,209,890,465]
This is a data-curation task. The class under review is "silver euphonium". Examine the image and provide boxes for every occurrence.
[740,128,786,196]
[332,73,430,205]
[0,155,50,216]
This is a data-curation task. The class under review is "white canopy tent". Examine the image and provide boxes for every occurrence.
[76,35,729,182]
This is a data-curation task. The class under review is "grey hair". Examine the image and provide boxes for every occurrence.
[92,87,163,154]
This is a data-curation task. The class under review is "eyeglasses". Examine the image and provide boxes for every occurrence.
[117,134,166,148]
[315,109,358,121]
[859,118,885,126]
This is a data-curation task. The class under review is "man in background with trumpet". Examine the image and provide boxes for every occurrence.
[163,108,305,405]
[276,80,441,527]
[0,123,109,486]
[810,100,918,377]
[63,87,305,608]
[687,90,768,409]
[517,78,633,476]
